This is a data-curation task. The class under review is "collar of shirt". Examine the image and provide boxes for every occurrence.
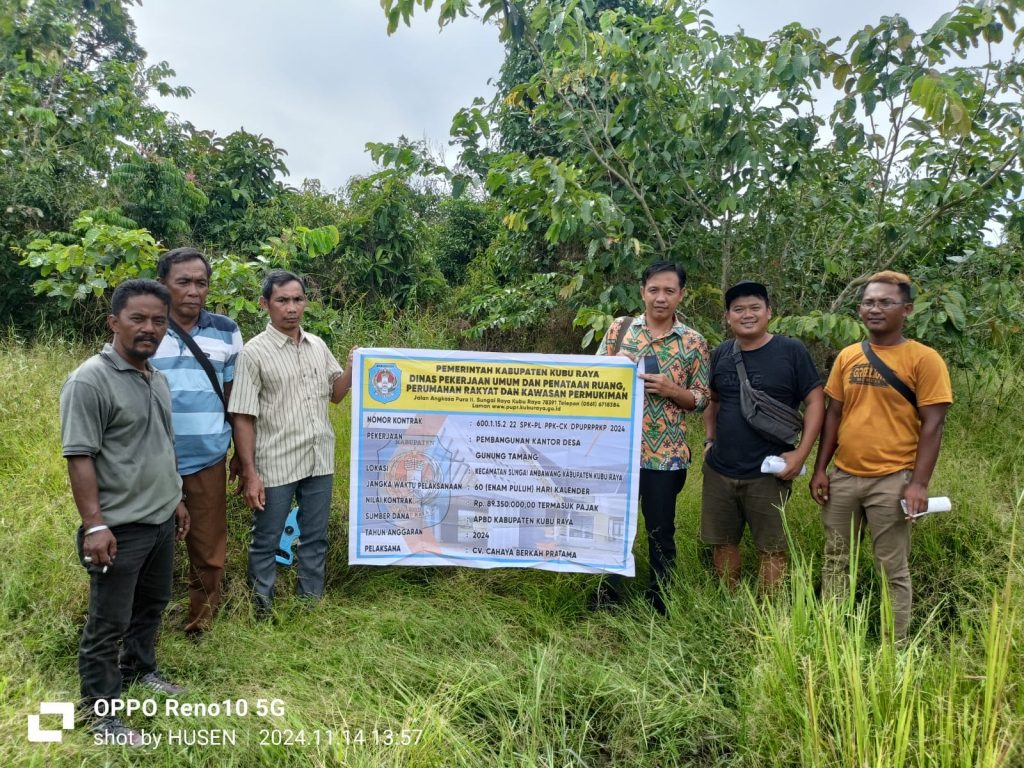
[264,321,308,348]
[167,308,212,341]
[637,313,688,342]
[186,308,215,331]
[100,342,156,375]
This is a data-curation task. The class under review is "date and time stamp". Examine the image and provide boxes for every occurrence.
[260,726,424,748]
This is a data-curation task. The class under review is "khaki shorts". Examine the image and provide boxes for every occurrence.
[700,463,792,552]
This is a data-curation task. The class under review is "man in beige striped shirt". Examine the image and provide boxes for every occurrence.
[228,270,354,611]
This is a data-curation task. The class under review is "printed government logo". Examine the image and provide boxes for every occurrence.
[368,363,402,404]
[27,702,75,742]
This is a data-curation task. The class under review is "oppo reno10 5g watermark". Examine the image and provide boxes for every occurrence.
[91,696,286,719]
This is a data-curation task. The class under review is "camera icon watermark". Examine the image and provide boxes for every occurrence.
[27,702,75,743]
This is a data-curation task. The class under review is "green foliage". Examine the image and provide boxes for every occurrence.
[771,311,866,350]
[452,226,577,345]
[216,181,346,258]
[0,0,192,327]
[380,0,526,39]
[425,197,500,283]
[328,174,447,309]
[109,153,209,243]
[260,225,341,268]
[464,270,564,338]
[192,130,291,246]
[16,208,353,343]
[19,211,161,329]
[383,0,1024,369]
[204,251,266,328]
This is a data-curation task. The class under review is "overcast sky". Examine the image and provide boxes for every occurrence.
[130,1,976,190]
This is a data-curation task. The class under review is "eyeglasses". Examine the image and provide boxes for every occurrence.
[859,299,905,310]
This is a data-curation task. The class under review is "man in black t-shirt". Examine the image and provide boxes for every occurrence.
[701,282,824,590]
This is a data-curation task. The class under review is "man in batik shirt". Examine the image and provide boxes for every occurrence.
[596,261,711,613]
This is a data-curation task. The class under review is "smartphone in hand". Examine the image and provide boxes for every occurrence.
[643,355,660,374]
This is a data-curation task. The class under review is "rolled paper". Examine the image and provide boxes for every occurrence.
[760,456,807,476]
[901,496,953,517]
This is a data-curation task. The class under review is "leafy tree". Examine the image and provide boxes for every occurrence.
[329,174,446,308]
[18,209,161,333]
[381,0,1024,366]
[19,212,347,342]
[108,153,209,244]
[0,0,191,326]
[224,181,345,257]
[426,197,500,283]
[191,130,291,247]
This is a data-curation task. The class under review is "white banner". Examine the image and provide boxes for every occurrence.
[348,348,642,574]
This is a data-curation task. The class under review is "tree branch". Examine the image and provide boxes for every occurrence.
[829,149,1020,311]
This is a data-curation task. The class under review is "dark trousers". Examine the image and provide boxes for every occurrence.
[247,474,333,608]
[639,468,687,592]
[182,458,227,632]
[76,516,175,710]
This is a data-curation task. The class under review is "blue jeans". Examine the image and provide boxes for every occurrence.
[247,474,333,608]
[76,516,175,710]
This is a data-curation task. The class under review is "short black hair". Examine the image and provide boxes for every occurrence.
[641,261,687,288]
[111,279,170,315]
[262,269,306,301]
[157,247,212,280]
[725,281,770,310]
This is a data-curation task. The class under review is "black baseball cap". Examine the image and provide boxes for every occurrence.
[724,280,769,309]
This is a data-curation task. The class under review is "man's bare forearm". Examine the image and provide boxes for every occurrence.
[793,388,825,463]
[703,396,719,440]
[331,368,353,404]
[67,455,104,527]
[813,400,843,474]
[232,414,258,473]
[910,405,948,488]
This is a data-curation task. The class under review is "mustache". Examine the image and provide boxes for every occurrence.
[133,334,158,344]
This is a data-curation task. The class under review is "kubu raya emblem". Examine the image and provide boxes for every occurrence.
[368,363,401,403]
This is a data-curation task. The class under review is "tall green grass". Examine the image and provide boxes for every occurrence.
[1,339,1021,766]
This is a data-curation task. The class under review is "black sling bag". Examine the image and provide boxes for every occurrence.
[731,340,805,445]
[860,340,917,409]
[168,317,228,417]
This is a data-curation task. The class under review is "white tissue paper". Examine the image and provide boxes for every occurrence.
[760,456,807,476]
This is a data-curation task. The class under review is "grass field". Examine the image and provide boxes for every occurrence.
[1,340,1021,767]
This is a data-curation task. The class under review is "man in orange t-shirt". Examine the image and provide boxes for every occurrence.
[810,271,952,639]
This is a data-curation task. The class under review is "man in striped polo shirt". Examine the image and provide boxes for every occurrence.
[153,247,243,636]
[228,270,354,612]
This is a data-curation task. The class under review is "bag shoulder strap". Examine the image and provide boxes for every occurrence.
[169,317,228,416]
[610,316,633,356]
[860,340,917,409]
[730,339,749,382]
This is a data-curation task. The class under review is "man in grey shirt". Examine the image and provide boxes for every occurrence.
[60,279,190,746]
